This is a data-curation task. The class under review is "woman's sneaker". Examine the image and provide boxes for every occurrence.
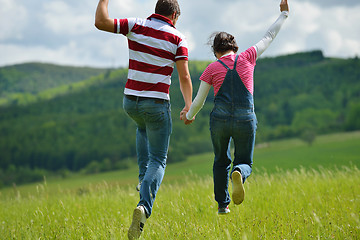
[128,205,147,240]
[232,170,245,205]
[218,206,230,214]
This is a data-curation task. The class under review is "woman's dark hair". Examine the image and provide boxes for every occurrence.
[155,0,181,18]
[209,32,239,55]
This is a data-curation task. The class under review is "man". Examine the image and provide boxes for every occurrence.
[95,0,192,239]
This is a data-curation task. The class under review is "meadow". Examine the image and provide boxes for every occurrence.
[1,131,359,239]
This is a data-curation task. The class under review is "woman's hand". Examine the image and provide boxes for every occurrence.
[280,0,289,12]
[180,110,195,125]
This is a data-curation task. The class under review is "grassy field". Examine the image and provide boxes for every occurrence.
[1,131,359,239]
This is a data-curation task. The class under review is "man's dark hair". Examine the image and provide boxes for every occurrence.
[155,0,181,18]
[210,32,239,55]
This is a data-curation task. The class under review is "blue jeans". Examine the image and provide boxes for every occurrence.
[123,96,172,217]
[210,106,257,208]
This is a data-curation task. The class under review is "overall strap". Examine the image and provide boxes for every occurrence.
[233,55,239,70]
[217,55,240,70]
[217,59,230,70]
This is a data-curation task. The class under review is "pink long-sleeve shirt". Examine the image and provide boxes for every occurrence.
[200,47,257,96]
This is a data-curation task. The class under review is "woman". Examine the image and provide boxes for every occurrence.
[181,0,289,214]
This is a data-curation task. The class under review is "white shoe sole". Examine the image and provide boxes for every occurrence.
[232,171,245,205]
[136,182,141,192]
[128,207,143,240]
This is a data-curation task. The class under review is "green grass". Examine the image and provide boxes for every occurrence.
[1,167,359,239]
[1,131,360,239]
[253,131,360,173]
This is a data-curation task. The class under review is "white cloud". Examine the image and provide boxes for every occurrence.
[110,0,154,18]
[0,35,128,68]
[243,1,360,58]
[263,1,323,57]
[181,31,196,53]
[220,0,278,33]
[313,4,360,58]
[42,1,93,36]
[0,0,28,41]
[303,0,359,7]
[1,0,360,68]
[0,43,86,67]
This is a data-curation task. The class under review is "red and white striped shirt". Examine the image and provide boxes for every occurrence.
[200,47,257,96]
[114,14,188,100]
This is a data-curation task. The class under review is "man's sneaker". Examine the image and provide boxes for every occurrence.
[136,182,141,192]
[232,170,245,205]
[128,205,147,240]
[218,206,230,214]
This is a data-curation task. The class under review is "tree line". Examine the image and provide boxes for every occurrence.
[0,50,359,187]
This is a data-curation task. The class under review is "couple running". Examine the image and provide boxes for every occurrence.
[95,0,289,239]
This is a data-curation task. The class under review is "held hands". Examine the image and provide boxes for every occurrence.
[280,0,289,12]
[180,109,195,125]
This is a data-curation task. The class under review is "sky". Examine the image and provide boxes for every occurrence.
[1,0,359,68]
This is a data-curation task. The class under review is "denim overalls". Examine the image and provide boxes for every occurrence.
[210,55,257,208]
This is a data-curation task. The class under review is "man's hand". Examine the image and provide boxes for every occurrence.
[280,0,289,12]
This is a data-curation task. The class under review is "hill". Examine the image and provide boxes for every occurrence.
[0,62,109,106]
[0,50,360,186]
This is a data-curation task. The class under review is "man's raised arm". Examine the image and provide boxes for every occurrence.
[95,0,115,32]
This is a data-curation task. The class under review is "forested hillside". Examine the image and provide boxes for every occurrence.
[254,51,360,140]
[0,50,359,187]
[0,63,108,106]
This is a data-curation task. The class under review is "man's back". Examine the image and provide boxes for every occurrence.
[114,14,188,100]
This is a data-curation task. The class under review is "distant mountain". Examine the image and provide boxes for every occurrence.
[0,62,109,106]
